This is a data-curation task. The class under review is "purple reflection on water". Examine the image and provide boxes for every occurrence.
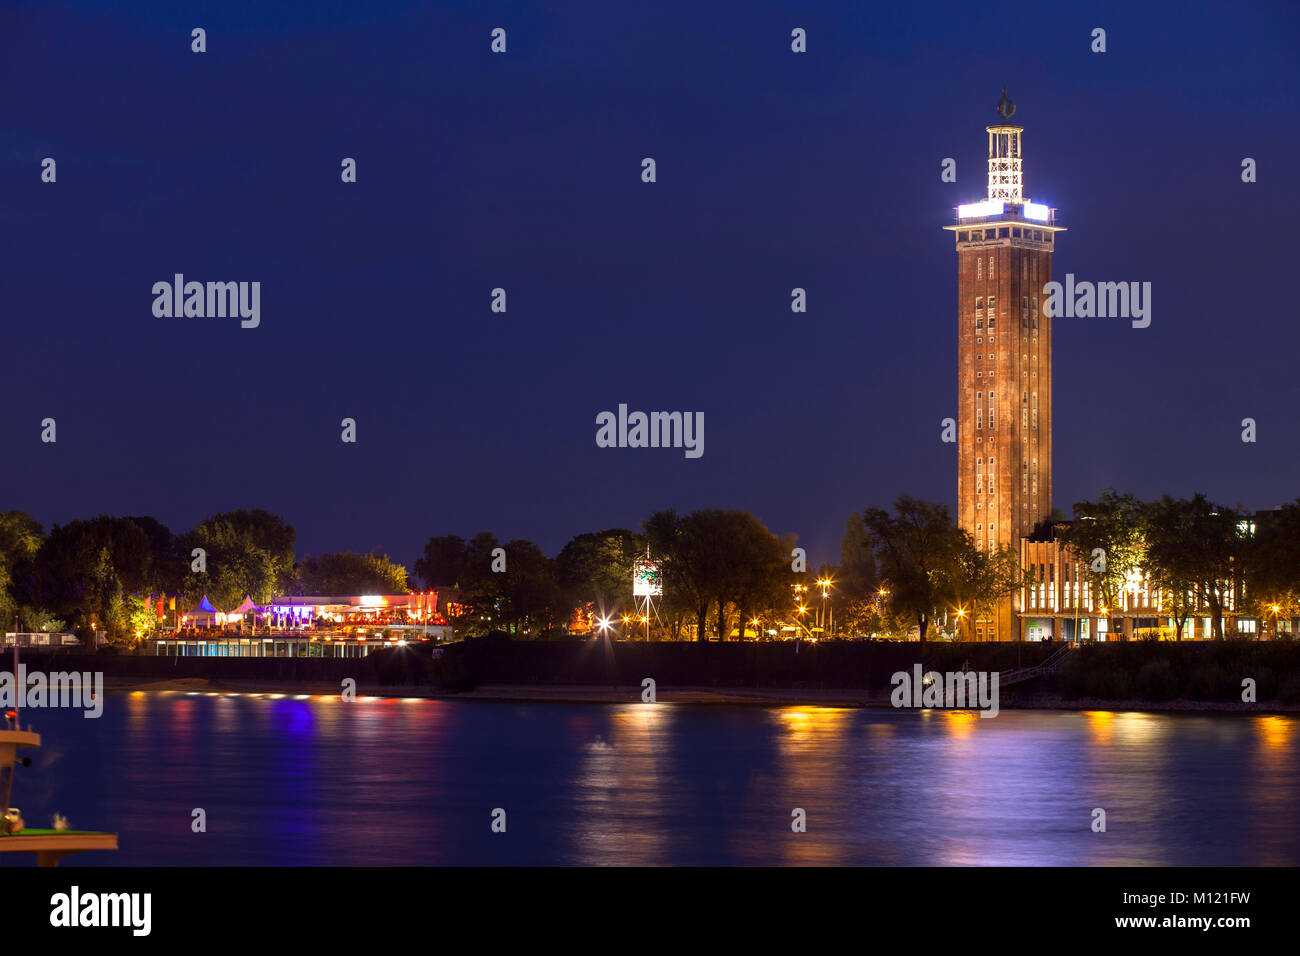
[10,694,1299,866]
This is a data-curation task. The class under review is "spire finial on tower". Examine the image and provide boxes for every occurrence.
[996,86,1016,121]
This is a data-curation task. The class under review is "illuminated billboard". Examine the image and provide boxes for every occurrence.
[632,561,662,597]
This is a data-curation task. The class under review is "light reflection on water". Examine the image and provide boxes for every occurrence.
[10,694,1300,866]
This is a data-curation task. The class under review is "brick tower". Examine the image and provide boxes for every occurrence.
[943,89,1064,641]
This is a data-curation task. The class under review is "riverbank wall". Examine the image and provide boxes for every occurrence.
[12,639,1300,706]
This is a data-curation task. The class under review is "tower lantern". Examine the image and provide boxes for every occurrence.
[986,125,1023,201]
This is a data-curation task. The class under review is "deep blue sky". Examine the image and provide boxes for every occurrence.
[2,0,1298,571]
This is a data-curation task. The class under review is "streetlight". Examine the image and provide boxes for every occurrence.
[815,577,834,636]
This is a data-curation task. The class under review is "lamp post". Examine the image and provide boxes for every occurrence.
[815,577,834,638]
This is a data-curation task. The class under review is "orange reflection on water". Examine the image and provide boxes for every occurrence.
[765,707,854,865]
[1083,710,1114,746]
[1255,714,1293,751]
[572,704,671,866]
[939,709,979,740]
[1246,714,1297,864]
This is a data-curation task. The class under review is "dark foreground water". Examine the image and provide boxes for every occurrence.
[7,692,1299,865]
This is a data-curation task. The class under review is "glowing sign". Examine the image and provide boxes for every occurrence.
[957,200,1004,219]
[1022,202,1049,221]
[633,561,663,597]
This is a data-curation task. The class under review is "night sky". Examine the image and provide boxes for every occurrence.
[3,0,1297,571]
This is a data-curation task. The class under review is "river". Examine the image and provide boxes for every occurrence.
[8,692,1298,865]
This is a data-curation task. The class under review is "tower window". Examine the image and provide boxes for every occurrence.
[987,297,996,329]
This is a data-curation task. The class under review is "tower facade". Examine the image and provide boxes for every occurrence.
[943,91,1064,640]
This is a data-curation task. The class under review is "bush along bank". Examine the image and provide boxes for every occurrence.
[1053,640,1300,704]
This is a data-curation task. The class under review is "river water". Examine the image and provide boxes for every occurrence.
[7,692,1298,866]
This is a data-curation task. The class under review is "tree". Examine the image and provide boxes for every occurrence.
[554,529,644,621]
[443,532,506,635]
[126,516,182,596]
[839,513,879,600]
[0,511,43,631]
[1143,496,1204,641]
[645,509,712,642]
[644,509,790,643]
[861,496,966,646]
[1150,494,1241,640]
[720,512,792,642]
[950,539,1023,641]
[295,551,409,595]
[29,516,155,636]
[1056,490,1146,639]
[414,535,468,588]
[1243,501,1300,639]
[179,509,296,609]
[18,608,66,634]
[496,540,563,635]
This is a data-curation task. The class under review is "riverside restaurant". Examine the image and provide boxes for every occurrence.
[154,592,453,657]
[152,631,445,657]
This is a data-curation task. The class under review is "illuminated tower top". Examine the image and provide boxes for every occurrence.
[947,88,1062,228]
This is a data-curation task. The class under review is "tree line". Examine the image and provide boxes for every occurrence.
[418,502,1021,643]
[3,488,1292,644]
[1056,489,1300,641]
[0,509,406,640]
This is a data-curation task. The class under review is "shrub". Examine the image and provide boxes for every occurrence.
[1134,659,1179,701]
[1186,665,1233,701]
[1248,667,1278,700]
[1278,674,1300,705]
[435,654,477,692]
